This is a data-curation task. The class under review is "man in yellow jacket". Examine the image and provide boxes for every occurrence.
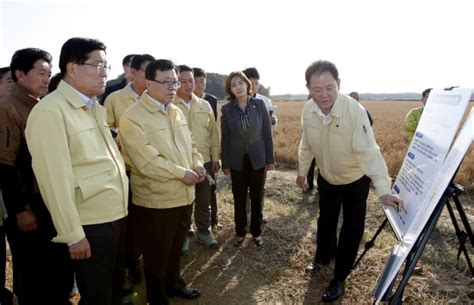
[104,54,155,133]
[25,38,129,305]
[104,54,155,285]
[403,88,432,142]
[174,65,220,251]
[119,59,204,304]
[296,60,404,303]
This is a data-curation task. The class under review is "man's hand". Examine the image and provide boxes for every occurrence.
[223,168,230,176]
[194,166,206,178]
[182,169,200,185]
[296,176,308,190]
[266,164,275,171]
[380,194,405,211]
[270,115,277,125]
[212,161,221,173]
[69,237,91,260]
[16,210,37,232]
[194,166,207,183]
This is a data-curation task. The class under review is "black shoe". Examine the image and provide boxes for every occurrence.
[262,218,268,224]
[127,264,143,284]
[322,280,344,303]
[0,288,13,305]
[168,287,201,300]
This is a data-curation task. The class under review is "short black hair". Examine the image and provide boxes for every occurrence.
[305,60,339,84]
[145,59,177,80]
[122,54,136,66]
[192,67,205,78]
[48,72,63,93]
[130,54,155,70]
[0,67,10,80]
[10,48,52,82]
[243,67,260,80]
[59,37,106,76]
[178,65,193,74]
[422,88,432,98]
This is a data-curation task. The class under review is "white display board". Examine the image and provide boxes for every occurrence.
[374,107,474,304]
[385,89,472,240]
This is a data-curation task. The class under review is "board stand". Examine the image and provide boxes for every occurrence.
[352,182,473,304]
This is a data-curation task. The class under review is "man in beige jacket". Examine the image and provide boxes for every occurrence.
[174,65,220,251]
[26,37,129,305]
[119,59,204,304]
[296,60,403,303]
[104,53,155,285]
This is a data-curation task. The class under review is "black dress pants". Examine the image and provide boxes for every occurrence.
[134,204,192,305]
[315,174,370,281]
[125,171,141,273]
[73,218,126,305]
[230,154,266,238]
[4,192,73,305]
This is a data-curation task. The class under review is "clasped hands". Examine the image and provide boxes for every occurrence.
[182,166,207,185]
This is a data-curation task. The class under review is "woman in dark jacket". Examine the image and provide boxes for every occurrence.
[220,71,275,248]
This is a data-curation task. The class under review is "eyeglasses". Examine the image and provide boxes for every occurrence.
[150,79,181,88]
[81,62,112,72]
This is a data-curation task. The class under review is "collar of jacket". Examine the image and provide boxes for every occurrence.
[11,83,39,108]
[140,92,177,114]
[173,93,206,111]
[232,96,259,109]
[123,82,139,101]
[57,80,94,110]
[311,92,345,119]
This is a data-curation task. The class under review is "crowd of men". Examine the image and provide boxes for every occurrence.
[0,36,412,305]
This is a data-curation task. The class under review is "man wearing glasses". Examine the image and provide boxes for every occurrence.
[119,59,204,304]
[104,54,156,287]
[297,60,403,303]
[26,38,129,305]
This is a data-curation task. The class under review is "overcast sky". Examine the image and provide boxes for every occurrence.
[1,0,472,95]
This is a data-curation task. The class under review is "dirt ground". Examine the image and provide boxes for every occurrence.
[5,167,474,304]
[119,167,474,305]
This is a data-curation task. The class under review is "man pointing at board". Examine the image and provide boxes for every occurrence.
[296,60,403,303]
